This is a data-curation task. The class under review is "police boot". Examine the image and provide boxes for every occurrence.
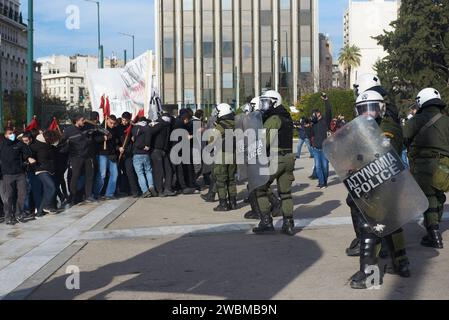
[281,217,295,236]
[229,197,237,211]
[393,259,411,278]
[244,195,261,220]
[253,213,275,234]
[214,199,231,212]
[350,227,382,289]
[421,226,444,249]
[346,238,361,257]
[201,188,217,203]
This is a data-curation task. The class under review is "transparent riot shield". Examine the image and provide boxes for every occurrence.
[323,116,429,237]
[235,113,247,183]
[243,111,271,193]
[202,115,218,175]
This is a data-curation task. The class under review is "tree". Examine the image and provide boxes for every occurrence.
[295,89,356,122]
[338,45,362,89]
[375,0,449,108]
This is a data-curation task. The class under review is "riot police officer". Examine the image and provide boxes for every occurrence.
[404,88,449,249]
[253,90,296,236]
[212,103,238,212]
[349,90,411,289]
[346,74,403,257]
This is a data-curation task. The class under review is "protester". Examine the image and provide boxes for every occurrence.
[310,93,333,189]
[117,112,140,198]
[94,115,120,200]
[29,130,61,216]
[147,113,176,197]
[132,117,156,198]
[0,127,31,224]
[295,118,313,159]
[61,113,97,206]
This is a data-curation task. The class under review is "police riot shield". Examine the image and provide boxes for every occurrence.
[323,116,428,237]
[243,111,271,193]
[235,113,248,183]
[202,114,218,175]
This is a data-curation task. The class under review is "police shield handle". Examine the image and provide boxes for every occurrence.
[323,116,429,237]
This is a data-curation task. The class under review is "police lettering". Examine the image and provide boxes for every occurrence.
[344,152,405,199]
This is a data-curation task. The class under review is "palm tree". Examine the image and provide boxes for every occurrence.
[338,45,362,89]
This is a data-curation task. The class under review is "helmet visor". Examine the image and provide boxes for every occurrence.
[260,97,274,111]
[355,101,385,118]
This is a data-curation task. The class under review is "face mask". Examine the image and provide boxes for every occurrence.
[8,134,16,142]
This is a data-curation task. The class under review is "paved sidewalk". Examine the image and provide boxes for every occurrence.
[0,198,134,299]
[2,152,449,300]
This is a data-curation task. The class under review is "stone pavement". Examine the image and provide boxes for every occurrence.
[1,149,449,300]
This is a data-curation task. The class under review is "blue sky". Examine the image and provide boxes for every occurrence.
[23,0,346,60]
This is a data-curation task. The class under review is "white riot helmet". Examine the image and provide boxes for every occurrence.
[260,90,282,111]
[215,103,233,118]
[250,96,260,111]
[355,90,386,119]
[353,74,384,97]
[415,88,446,110]
[242,103,253,114]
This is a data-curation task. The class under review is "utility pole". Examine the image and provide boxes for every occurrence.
[85,0,103,68]
[27,0,34,123]
[0,36,3,132]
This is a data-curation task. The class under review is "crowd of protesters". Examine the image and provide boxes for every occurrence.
[0,108,208,226]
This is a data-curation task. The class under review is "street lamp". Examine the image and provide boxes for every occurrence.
[119,32,135,59]
[84,0,103,68]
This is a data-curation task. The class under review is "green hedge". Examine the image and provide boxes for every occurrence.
[293,89,356,123]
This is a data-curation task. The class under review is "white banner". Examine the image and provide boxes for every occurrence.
[87,51,154,122]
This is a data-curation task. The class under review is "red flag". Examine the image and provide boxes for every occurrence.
[48,117,60,132]
[124,124,132,136]
[99,95,105,109]
[103,97,111,118]
[25,117,39,132]
[134,109,144,122]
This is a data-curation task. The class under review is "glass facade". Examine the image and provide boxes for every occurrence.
[202,0,215,107]
[161,0,175,104]
[158,0,316,107]
[240,0,254,103]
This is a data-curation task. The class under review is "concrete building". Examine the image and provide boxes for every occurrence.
[155,0,319,109]
[319,33,333,90]
[343,0,398,87]
[37,55,99,109]
[0,0,32,95]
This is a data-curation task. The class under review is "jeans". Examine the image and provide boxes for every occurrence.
[95,155,119,198]
[37,172,56,215]
[24,172,42,212]
[133,154,154,193]
[312,147,329,186]
[297,138,312,159]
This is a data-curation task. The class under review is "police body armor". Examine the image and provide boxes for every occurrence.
[323,115,428,237]
[202,115,218,175]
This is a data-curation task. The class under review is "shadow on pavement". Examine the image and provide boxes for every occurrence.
[385,222,445,300]
[24,229,323,300]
